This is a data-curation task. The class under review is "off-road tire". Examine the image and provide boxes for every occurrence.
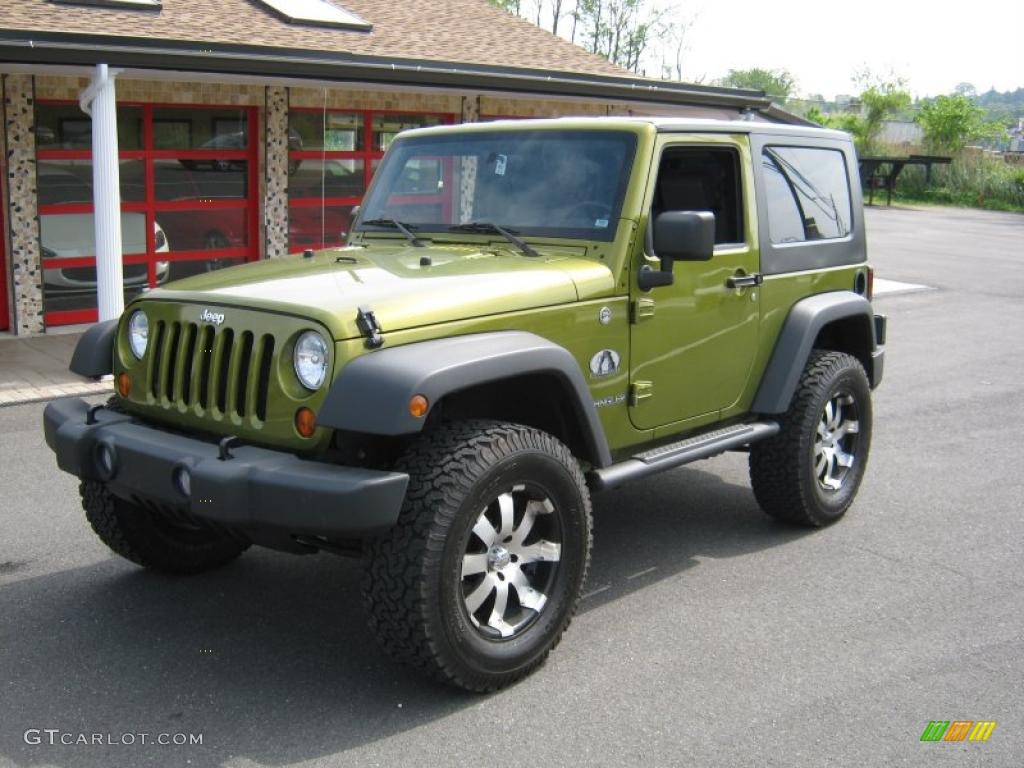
[81,480,249,574]
[362,420,592,692]
[749,350,872,527]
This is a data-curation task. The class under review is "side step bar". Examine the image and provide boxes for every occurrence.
[589,422,779,491]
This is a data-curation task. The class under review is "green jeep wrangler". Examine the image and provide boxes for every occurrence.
[45,117,885,691]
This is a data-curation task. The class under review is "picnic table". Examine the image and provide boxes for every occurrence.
[858,154,952,205]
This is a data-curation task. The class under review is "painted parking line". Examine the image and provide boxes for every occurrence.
[874,277,935,296]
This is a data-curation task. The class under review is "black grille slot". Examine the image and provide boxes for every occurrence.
[215,329,234,415]
[149,320,166,399]
[180,323,198,405]
[198,325,214,409]
[256,334,274,422]
[164,322,181,402]
[235,331,254,418]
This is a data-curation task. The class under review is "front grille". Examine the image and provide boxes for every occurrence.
[147,319,276,422]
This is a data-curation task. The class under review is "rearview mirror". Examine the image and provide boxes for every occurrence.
[653,210,715,262]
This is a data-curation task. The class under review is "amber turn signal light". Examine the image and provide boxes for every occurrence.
[409,394,429,418]
[295,407,317,438]
[116,372,131,398]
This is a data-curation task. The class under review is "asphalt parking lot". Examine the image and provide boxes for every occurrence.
[1,204,1022,767]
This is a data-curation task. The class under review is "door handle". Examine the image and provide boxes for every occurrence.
[727,272,763,289]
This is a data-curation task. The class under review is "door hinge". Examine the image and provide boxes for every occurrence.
[630,298,655,323]
[630,380,653,406]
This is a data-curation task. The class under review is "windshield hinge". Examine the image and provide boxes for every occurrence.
[630,381,653,406]
[631,298,655,323]
[356,305,384,349]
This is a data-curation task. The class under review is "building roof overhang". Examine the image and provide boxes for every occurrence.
[0,28,786,116]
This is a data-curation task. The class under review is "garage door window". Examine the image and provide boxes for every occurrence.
[287,109,453,251]
[35,102,258,326]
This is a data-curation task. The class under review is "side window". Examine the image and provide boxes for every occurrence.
[653,147,743,245]
[762,147,852,244]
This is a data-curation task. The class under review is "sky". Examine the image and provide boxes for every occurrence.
[657,0,1023,98]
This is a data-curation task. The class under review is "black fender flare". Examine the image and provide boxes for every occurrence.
[752,292,878,414]
[318,331,613,468]
[69,319,118,378]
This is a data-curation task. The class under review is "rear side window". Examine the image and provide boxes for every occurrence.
[761,147,852,244]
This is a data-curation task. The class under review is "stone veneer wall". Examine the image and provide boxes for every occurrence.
[288,87,461,114]
[480,96,616,118]
[36,77,265,106]
[3,74,43,335]
[264,86,289,259]
[0,77,9,331]
[460,93,481,123]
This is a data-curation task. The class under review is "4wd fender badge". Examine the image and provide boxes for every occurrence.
[589,349,620,378]
[200,309,225,326]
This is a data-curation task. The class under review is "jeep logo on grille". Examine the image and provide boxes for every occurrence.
[200,309,225,326]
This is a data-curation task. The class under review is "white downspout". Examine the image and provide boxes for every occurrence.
[80,64,124,323]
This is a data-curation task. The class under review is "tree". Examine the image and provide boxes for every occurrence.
[954,82,978,100]
[916,94,1006,154]
[717,68,795,103]
[488,0,522,13]
[657,13,697,82]
[490,0,663,75]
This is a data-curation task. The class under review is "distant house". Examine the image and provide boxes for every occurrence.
[0,0,796,335]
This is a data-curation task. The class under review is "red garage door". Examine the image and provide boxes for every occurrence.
[34,102,259,326]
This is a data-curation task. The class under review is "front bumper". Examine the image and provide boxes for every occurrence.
[44,398,408,540]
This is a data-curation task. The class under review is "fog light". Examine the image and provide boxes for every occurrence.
[409,394,429,418]
[116,372,132,398]
[95,442,117,479]
[295,407,317,438]
[173,466,192,498]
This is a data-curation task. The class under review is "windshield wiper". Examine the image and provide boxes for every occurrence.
[360,218,426,247]
[448,222,540,257]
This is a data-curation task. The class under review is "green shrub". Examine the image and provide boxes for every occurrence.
[891,152,1024,212]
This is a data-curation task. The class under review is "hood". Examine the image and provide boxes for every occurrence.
[143,243,616,340]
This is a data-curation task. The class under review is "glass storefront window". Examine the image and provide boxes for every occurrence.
[289,111,362,152]
[155,208,249,252]
[40,212,153,259]
[42,269,149,315]
[154,160,248,201]
[151,108,249,150]
[288,158,365,200]
[35,104,143,150]
[372,114,445,152]
[37,159,146,204]
[288,204,356,251]
[35,101,258,326]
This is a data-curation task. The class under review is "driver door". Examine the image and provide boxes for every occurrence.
[628,136,761,432]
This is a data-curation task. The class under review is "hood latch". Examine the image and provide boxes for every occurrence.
[356,305,384,349]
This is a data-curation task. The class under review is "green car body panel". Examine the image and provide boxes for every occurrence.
[108,119,876,462]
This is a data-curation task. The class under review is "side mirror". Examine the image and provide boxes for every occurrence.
[638,210,716,291]
[653,210,715,262]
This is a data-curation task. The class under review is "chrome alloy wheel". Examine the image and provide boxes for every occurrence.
[815,390,860,491]
[461,484,562,639]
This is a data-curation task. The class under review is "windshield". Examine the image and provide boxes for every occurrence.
[355,129,638,242]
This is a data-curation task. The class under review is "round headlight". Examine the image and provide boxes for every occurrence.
[294,331,329,390]
[128,311,148,359]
